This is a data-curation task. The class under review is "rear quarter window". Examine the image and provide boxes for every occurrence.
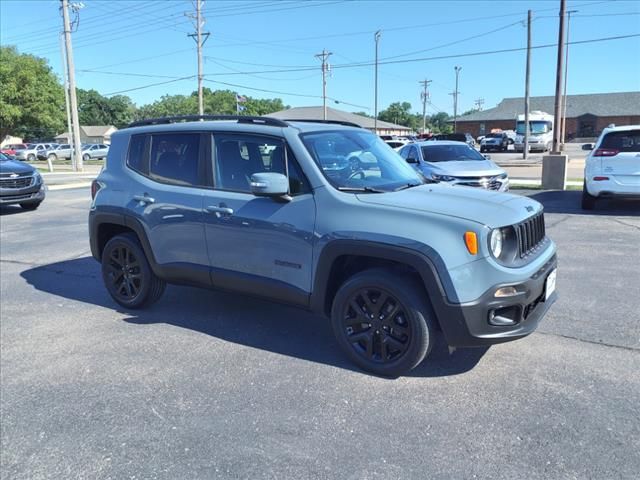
[600,130,640,152]
[127,135,147,173]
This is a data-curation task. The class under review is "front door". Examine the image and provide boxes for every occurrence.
[203,133,316,306]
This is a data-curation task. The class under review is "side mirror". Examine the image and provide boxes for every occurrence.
[483,154,491,160]
[406,156,418,164]
[582,143,594,151]
[250,172,290,200]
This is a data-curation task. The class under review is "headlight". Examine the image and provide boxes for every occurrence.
[490,229,503,258]
[432,173,455,182]
[33,171,42,184]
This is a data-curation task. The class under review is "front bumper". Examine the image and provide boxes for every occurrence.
[0,184,46,205]
[437,255,557,347]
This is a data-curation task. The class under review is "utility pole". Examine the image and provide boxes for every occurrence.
[474,98,485,111]
[315,49,332,120]
[452,65,462,133]
[561,9,578,146]
[419,79,431,133]
[523,9,532,160]
[61,0,83,172]
[374,30,381,132]
[188,0,209,116]
[58,32,72,173]
[552,0,567,153]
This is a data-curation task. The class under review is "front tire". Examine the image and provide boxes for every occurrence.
[581,181,596,210]
[83,153,90,161]
[47,153,57,161]
[331,268,435,377]
[480,146,485,153]
[102,233,166,309]
[27,154,35,162]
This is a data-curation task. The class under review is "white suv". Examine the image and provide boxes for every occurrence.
[582,125,640,210]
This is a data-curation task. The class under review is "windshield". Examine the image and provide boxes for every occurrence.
[301,130,423,191]
[516,121,552,135]
[0,152,10,161]
[421,144,486,162]
[486,133,503,138]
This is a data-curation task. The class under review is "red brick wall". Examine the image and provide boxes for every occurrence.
[458,115,640,139]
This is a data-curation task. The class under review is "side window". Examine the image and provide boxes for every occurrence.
[399,146,409,159]
[213,135,309,195]
[127,134,147,173]
[407,146,418,161]
[149,133,201,187]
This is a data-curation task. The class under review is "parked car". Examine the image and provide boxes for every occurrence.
[385,139,410,150]
[43,144,73,161]
[398,141,509,191]
[480,132,509,152]
[0,144,28,157]
[89,114,556,376]
[581,125,640,210]
[81,144,109,160]
[14,143,50,161]
[429,133,475,148]
[0,152,46,209]
[37,143,60,160]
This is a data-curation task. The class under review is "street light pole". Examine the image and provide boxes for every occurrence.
[561,10,577,146]
[453,66,461,133]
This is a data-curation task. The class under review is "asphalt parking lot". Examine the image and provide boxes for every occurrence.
[1,188,639,479]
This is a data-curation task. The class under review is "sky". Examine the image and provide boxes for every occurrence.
[1,0,639,117]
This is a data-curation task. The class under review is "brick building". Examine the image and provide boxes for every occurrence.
[455,92,640,139]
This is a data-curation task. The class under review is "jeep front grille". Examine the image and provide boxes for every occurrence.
[0,175,33,189]
[516,212,545,258]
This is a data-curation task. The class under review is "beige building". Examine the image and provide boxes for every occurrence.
[267,106,412,136]
[55,125,117,145]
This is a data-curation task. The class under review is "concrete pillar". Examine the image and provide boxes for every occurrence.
[541,154,568,190]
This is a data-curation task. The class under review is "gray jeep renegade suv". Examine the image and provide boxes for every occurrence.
[89,115,557,376]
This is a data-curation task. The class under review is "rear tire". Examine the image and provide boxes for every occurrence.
[480,146,485,153]
[581,181,596,210]
[331,268,436,377]
[102,233,166,309]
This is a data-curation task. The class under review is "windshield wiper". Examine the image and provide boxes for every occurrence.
[393,182,425,191]
[337,186,386,193]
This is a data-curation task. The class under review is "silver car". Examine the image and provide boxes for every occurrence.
[81,144,109,160]
[399,140,509,191]
[14,143,49,161]
[45,144,72,161]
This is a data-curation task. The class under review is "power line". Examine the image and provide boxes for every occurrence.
[93,32,640,96]
[104,76,196,96]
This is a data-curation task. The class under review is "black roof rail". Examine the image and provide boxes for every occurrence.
[282,119,364,129]
[126,115,289,128]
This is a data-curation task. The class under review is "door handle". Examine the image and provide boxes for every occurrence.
[206,205,234,215]
[133,194,155,204]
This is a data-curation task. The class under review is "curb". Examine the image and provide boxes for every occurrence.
[48,182,92,191]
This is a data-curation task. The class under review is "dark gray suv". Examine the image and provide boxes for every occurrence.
[89,115,557,376]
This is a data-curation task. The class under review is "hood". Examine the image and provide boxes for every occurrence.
[0,158,36,175]
[424,160,504,177]
[356,184,541,228]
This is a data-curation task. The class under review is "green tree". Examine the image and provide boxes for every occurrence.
[77,89,136,128]
[136,94,197,119]
[0,46,65,140]
[378,102,422,131]
[429,112,452,133]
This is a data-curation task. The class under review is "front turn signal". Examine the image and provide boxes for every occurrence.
[464,231,478,255]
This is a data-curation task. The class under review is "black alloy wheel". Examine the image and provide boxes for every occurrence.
[105,245,143,301]
[342,287,411,364]
[331,269,435,376]
[101,233,165,309]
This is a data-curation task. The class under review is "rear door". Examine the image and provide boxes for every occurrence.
[597,129,640,188]
[125,132,210,283]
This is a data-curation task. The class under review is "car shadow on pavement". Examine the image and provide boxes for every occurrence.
[529,190,640,216]
[21,257,488,379]
[0,205,29,216]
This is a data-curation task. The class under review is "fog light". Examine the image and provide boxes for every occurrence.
[489,306,520,326]
[494,286,518,297]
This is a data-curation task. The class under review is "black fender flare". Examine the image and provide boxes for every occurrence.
[310,239,459,314]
